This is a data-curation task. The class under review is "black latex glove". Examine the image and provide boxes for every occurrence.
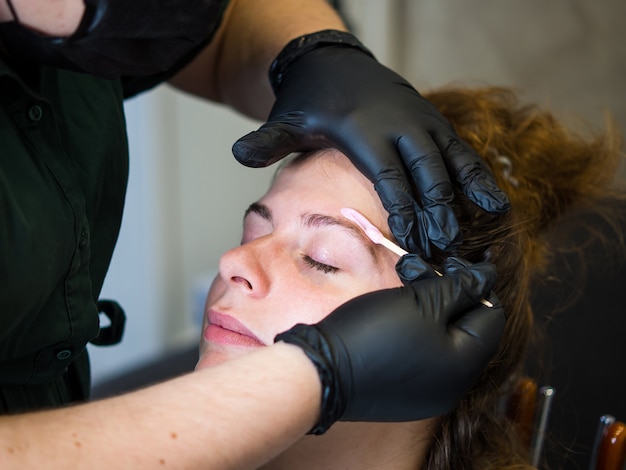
[233,31,510,256]
[275,255,505,434]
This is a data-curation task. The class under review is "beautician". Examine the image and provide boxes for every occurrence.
[0,0,508,467]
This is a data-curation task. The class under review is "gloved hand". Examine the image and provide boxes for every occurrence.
[233,30,510,257]
[275,255,506,434]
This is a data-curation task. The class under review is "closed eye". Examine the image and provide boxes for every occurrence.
[301,255,339,274]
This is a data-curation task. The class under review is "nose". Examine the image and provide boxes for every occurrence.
[218,238,272,298]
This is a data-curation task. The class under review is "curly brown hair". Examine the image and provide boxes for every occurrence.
[420,86,625,470]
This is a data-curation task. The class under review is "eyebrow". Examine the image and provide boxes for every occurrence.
[245,202,272,222]
[244,202,381,264]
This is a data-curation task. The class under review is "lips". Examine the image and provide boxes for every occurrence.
[204,310,264,347]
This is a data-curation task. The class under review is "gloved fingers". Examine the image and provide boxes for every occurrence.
[232,113,307,168]
[396,253,439,284]
[396,135,461,251]
[441,255,473,272]
[439,138,511,214]
[448,294,506,361]
[336,136,425,255]
[406,257,498,323]
[372,169,429,256]
[442,256,498,302]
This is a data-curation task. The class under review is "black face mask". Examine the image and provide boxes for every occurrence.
[0,0,229,78]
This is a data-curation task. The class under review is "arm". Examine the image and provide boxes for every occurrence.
[0,343,320,470]
[168,0,347,120]
[0,259,505,467]
[0,0,84,35]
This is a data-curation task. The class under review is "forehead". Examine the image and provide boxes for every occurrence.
[264,150,389,229]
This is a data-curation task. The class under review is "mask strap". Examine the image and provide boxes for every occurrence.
[5,0,19,22]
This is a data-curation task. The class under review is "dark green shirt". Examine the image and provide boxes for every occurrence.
[0,61,129,412]
[0,0,229,414]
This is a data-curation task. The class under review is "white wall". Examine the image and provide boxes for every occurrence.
[342,0,626,137]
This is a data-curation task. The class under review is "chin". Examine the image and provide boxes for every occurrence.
[195,344,260,371]
[195,351,231,370]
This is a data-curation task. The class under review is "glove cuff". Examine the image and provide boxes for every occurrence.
[275,324,345,435]
[269,29,375,93]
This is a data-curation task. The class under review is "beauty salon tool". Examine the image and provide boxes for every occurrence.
[340,207,493,308]
[530,386,556,468]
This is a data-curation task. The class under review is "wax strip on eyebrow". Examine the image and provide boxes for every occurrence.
[339,208,408,257]
[339,208,493,308]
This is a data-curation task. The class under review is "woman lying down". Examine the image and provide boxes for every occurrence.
[196,86,624,470]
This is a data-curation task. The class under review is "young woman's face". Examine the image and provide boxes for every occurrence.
[196,150,403,369]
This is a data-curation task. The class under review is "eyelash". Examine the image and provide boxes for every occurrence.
[302,255,339,274]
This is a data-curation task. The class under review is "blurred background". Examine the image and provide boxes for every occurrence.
[90,1,625,468]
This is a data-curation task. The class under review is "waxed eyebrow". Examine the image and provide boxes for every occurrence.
[302,213,380,264]
[243,202,382,266]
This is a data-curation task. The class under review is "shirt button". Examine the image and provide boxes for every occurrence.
[56,349,72,360]
[79,231,89,248]
[28,105,43,121]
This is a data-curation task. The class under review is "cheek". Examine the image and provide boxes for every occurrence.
[270,280,378,332]
[380,264,403,289]
[261,282,348,336]
[294,271,401,325]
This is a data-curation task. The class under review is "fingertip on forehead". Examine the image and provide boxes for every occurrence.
[273,148,355,186]
[271,147,390,228]
[281,148,350,169]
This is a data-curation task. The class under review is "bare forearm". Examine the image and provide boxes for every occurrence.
[0,0,84,36]
[169,0,347,119]
[0,343,320,469]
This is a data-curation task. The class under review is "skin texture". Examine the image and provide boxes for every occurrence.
[198,149,402,368]
[0,343,321,470]
[197,149,433,470]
